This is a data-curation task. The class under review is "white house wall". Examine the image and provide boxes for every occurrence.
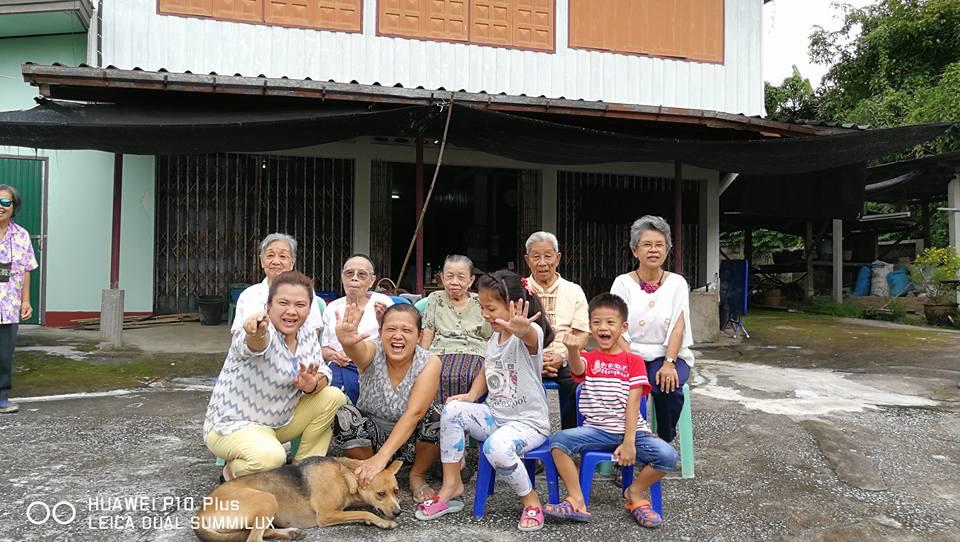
[101,0,764,116]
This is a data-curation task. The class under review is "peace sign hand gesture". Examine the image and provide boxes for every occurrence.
[335,302,370,347]
[494,299,541,338]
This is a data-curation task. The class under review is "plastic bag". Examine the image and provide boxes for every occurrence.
[870,261,893,297]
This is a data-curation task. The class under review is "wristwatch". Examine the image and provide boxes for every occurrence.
[663,357,676,365]
[561,357,568,368]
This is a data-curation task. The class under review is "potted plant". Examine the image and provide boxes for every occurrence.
[910,247,960,325]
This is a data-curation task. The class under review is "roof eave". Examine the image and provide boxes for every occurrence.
[21,64,847,138]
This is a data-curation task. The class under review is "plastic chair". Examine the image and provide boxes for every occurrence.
[472,385,561,518]
[314,296,326,315]
[472,440,560,518]
[414,297,429,315]
[648,383,695,479]
[573,385,663,515]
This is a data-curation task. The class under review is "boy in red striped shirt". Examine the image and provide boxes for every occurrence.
[544,294,677,528]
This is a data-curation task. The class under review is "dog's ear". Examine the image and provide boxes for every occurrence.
[386,460,403,476]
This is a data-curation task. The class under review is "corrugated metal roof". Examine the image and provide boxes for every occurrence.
[22,64,857,137]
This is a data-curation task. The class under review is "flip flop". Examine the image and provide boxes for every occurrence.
[517,506,545,532]
[544,497,592,522]
[414,498,464,521]
[411,483,437,504]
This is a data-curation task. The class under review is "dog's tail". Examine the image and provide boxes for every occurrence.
[192,515,249,542]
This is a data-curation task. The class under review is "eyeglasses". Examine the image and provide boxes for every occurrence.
[0,199,12,208]
[342,269,371,280]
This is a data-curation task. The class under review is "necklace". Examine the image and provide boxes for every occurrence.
[635,269,665,294]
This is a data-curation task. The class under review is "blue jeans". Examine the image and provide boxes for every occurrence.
[550,425,677,473]
[330,362,360,405]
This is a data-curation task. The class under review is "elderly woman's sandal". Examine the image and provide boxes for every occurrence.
[415,499,464,520]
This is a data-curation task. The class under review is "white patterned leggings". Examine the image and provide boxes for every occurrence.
[440,400,547,497]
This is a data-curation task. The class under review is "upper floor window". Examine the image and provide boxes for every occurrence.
[569,0,723,63]
[158,0,362,32]
[378,0,554,52]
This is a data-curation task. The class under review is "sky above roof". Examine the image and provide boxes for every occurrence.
[763,0,876,87]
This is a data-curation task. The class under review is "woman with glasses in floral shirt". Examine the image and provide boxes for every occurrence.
[0,184,39,414]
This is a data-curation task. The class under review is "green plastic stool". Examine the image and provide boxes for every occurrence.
[227,303,237,327]
[649,383,695,479]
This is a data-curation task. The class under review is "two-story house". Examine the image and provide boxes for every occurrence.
[0,0,943,331]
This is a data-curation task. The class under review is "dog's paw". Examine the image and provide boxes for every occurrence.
[375,519,398,530]
[287,529,307,540]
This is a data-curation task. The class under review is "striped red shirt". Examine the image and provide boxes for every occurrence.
[573,351,651,434]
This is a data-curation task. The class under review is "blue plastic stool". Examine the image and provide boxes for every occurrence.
[571,385,664,516]
[472,440,560,518]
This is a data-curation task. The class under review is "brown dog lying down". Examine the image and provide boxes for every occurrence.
[193,456,403,542]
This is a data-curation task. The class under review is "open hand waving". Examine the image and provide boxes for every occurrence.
[335,302,370,347]
[494,299,541,337]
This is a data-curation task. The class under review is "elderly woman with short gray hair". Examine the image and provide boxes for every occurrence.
[232,233,324,336]
[610,215,694,443]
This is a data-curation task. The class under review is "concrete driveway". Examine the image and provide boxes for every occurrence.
[2,312,960,542]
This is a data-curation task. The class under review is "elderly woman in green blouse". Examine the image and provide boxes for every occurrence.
[419,255,492,404]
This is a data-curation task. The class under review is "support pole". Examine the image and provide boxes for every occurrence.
[415,138,425,294]
[744,229,753,264]
[832,219,843,304]
[110,153,122,289]
[101,153,124,347]
[673,161,683,274]
[805,221,815,300]
[949,173,960,304]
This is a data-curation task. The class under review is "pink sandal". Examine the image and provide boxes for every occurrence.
[518,506,544,532]
[414,498,464,521]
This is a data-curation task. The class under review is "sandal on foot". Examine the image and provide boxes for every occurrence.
[544,497,592,522]
[415,498,464,521]
[518,506,545,532]
[625,499,662,528]
[411,483,438,504]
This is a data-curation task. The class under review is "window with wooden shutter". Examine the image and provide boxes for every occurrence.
[158,0,361,32]
[380,0,468,41]
[380,0,552,51]
[471,0,511,46]
[159,0,213,17]
[471,0,552,50]
[569,0,723,63]
[513,0,551,50]
[214,0,261,22]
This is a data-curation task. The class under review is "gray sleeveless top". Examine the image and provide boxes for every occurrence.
[356,342,433,434]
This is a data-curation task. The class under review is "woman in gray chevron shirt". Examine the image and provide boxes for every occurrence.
[203,271,347,482]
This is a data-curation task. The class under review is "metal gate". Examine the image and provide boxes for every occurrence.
[557,171,699,297]
[155,154,354,313]
[0,156,44,324]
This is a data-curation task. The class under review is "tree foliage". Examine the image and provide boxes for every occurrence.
[765,66,819,121]
[809,0,960,154]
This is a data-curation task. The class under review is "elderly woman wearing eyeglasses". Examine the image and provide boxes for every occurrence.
[232,233,324,337]
[321,254,394,404]
[0,184,37,414]
[610,215,694,443]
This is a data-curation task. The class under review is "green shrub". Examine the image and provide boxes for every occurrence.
[802,299,866,318]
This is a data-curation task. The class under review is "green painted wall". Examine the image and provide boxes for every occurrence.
[1,34,156,316]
